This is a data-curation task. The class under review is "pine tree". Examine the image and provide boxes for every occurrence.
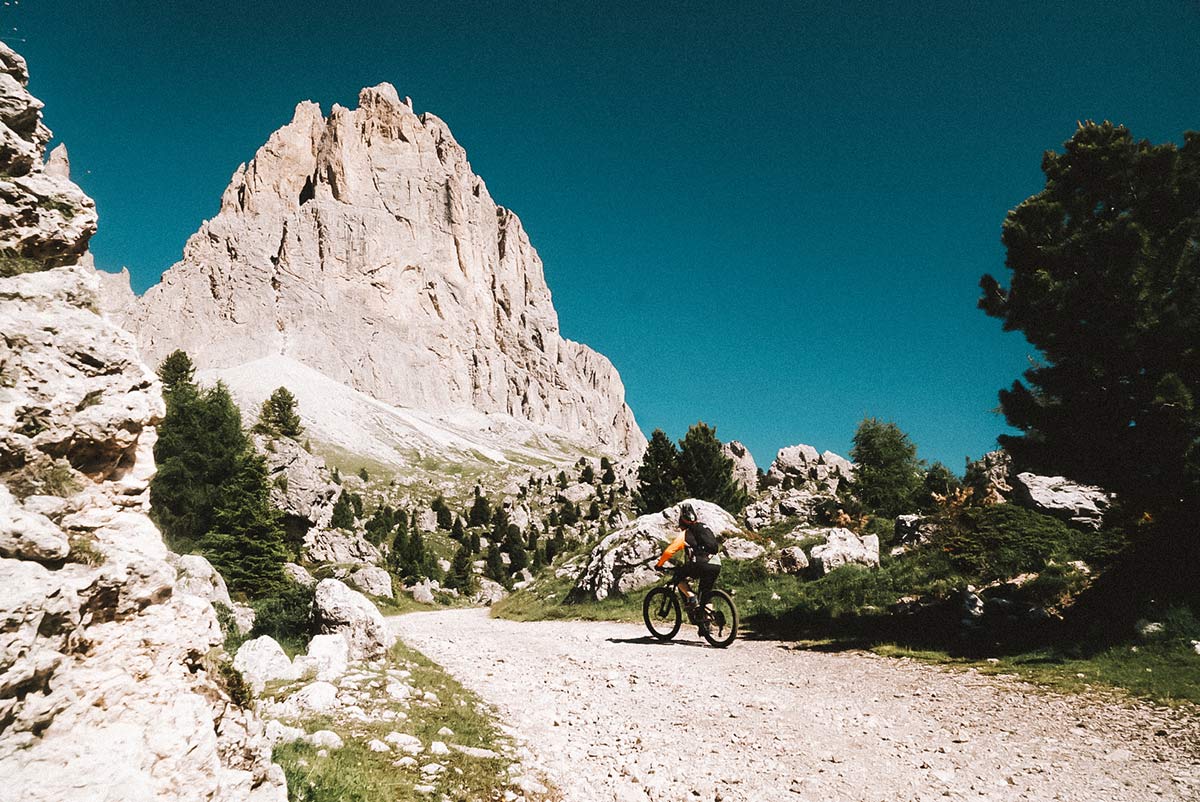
[469,531,481,554]
[601,463,616,485]
[157,349,196,398]
[850,417,923,518]
[468,493,492,526]
[560,502,579,526]
[484,542,507,586]
[253,386,303,438]
[557,471,568,489]
[365,505,398,545]
[677,422,750,513]
[151,379,248,553]
[635,428,685,514]
[329,491,355,530]
[505,524,528,574]
[586,500,601,520]
[197,449,287,596]
[580,463,596,484]
[445,543,478,594]
[387,514,410,574]
[432,495,453,530]
[358,467,369,481]
[451,516,465,540]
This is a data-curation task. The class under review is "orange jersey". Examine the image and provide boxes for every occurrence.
[655,531,688,567]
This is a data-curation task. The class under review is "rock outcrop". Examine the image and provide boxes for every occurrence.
[809,528,880,575]
[571,499,741,601]
[966,449,1113,529]
[109,84,644,459]
[255,433,338,533]
[0,43,285,800]
[311,578,395,660]
[744,444,854,530]
[721,440,758,494]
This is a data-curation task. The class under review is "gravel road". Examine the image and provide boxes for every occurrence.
[391,609,1199,802]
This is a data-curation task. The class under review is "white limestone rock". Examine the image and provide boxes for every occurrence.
[1011,472,1112,530]
[293,633,350,681]
[722,537,766,561]
[768,546,809,575]
[305,730,344,750]
[572,499,740,601]
[112,85,644,459]
[283,562,317,588]
[809,528,881,575]
[721,440,759,494]
[303,526,380,565]
[254,433,338,531]
[234,636,299,693]
[312,578,395,660]
[349,565,394,599]
[173,553,233,607]
[0,43,285,799]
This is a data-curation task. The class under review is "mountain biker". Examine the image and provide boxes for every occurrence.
[654,502,722,633]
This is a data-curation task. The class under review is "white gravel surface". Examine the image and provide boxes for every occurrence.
[392,609,1199,802]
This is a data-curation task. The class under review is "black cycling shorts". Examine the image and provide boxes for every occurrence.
[679,561,721,599]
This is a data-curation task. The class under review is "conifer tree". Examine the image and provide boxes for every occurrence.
[151,379,247,553]
[329,491,355,530]
[157,349,196,397]
[505,524,528,574]
[469,531,481,554]
[445,543,478,594]
[388,514,410,574]
[358,467,369,481]
[677,422,749,513]
[635,428,685,514]
[197,449,287,596]
[557,471,568,489]
[432,495,453,530]
[850,417,923,518]
[451,516,465,540]
[468,493,492,526]
[484,542,507,587]
[601,462,616,485]
[580,463,596,484]
[253,386,303,438]
[587,500,601,520]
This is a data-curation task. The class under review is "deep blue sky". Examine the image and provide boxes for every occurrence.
[9,2,1199,470]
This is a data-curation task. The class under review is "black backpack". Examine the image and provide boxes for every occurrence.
[690,522,720,556]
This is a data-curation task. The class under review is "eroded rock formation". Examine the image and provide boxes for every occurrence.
[110,84,643,458]
[0,42,285,801]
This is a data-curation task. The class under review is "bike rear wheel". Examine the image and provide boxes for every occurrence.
[699,589,738,648]
[643,586,681,641]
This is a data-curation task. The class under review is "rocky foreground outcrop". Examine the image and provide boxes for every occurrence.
[0,42,284,800]
[108,83,644,458]
[744,444,855,530]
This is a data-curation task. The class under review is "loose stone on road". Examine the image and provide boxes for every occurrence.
[392,609,1199,802]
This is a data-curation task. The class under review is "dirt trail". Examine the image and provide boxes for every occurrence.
[391,609,1199,802]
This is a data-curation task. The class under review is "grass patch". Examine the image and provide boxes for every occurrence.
[870,642,1200,707]
[271,640,554,801]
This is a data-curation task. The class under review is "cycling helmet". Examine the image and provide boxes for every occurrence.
[678,502,697,527]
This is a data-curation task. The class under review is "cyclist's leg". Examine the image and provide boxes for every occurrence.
[696,563,721,632]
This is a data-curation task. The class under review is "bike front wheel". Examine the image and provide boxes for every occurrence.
[643,586,681,641]
[700,589,738,648]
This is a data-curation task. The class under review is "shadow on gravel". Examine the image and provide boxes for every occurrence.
[606,636,710,649]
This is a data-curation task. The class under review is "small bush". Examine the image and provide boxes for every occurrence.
[934,503,1075,583]
[215,659,253,707]
[252,581,315,655]
[66,534,105,566]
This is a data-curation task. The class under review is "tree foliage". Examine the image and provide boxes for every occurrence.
[157,349,195,397]
[468,493,492,526]
[634,429,685,514]
[329,491,355,530]
[197,449,287,595]
[677,422,749,513]
[850,418,922,518]
[253,386,303,439]
[980,122,1200,520]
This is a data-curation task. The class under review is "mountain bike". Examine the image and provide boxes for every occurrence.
[642,565,738,648]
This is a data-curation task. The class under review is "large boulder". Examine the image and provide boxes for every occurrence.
[254,434,338,531]
[768,546,809,575]
[302,526,380,565]
[311,578,395,660]
[722,537,766,561]
[172,553,232,607]
[809,528,880,575]
[283,562,316,588]
[556,482,595,505]
[721,440,758,494]
[471,578,507,606]
[1011,472,1112,530]
[234,636,298,693]
[349,565,393,599]
[571,499,740,601]
[292,633,350,681]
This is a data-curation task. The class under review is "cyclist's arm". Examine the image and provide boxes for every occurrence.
[655,532,687,567]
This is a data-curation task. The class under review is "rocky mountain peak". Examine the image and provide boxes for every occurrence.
[111,84,644,460]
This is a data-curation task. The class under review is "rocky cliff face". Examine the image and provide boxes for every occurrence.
[0,42,285,801]
[110,84,643,458]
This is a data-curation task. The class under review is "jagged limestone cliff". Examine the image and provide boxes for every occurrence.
[108,85,644,462]
[0,41,285,801]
